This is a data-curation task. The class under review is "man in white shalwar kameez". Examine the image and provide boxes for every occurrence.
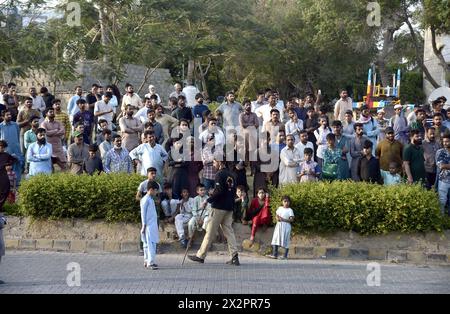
[130,131,168,182]
[26,128,53,176]
[279,135,301,185]
[140,181,160,270]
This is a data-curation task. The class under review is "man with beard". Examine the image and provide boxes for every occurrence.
[16,97,41,153]
[119,104,142,152]
[171,95,194,125]
[436,134,450,215]
[375,127,403,174]
[41,108,67,171]
[121,83,143,112]
[403,129,426,185]
[349,123,369,181]
[409,108,426,138]
[26,128,53,176]
[422,127,440,190]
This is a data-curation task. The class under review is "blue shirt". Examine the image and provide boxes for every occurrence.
[192,104,209,121]
[0,121,21,156]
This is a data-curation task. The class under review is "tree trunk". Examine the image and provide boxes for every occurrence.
[197,59,212,96]
[376,27,397,87]
[97,4,109,64]
[430,26,450,78]
[186,59,195,85]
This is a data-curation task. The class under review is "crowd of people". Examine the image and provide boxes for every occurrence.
[0,81,449,268]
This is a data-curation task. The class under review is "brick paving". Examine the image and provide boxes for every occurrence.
[0,251,448,294]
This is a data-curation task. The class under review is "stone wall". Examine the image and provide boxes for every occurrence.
[4,216,449,264]
[8,60,174,110]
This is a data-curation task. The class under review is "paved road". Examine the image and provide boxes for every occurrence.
[0,251,448,294]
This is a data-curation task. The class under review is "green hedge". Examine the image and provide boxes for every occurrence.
[18,173,145,223]
[269,182,445,235]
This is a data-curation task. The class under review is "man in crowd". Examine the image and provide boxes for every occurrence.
[255,93,284,126]
[375,126,403,174]
[41,108,67,171]
[279,135,301,185]
[40,87,55,111]
[129,131,168,182]
[171,95,194,125]
[53,99,71,146]
[73,98,94,145]
[358,140,381,184]
[29,87,46,113]
[436,134,450,215]
[121,83,143,112]
[103,134,132,174]
[119,104,142,152]
[67,86,85,125]
[403,129,426,185]
[99,129,113,160]
[94,92,114,130]
[192,93,209,121]
[216,91,242,130]
[67,131,89,175]
[188,155,240,266]
[16,97,41,153]
[26,128,52,176]
[295,130,315,163]
[0,110,24,185]
[422,127,440,190]
[334,90,353,122]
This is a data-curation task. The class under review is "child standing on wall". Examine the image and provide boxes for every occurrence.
[267,195,294,260]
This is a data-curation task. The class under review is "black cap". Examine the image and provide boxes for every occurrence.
[385,127,394,134]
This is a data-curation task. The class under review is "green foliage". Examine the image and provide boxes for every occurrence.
[400,71,425,104]
[17,173,145,223]
[269,181,444,235]
[4,203,21,216]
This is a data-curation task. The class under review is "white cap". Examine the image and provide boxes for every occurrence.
[148,84,155,90]
[377,108,385,113]
[394,104,402,110]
